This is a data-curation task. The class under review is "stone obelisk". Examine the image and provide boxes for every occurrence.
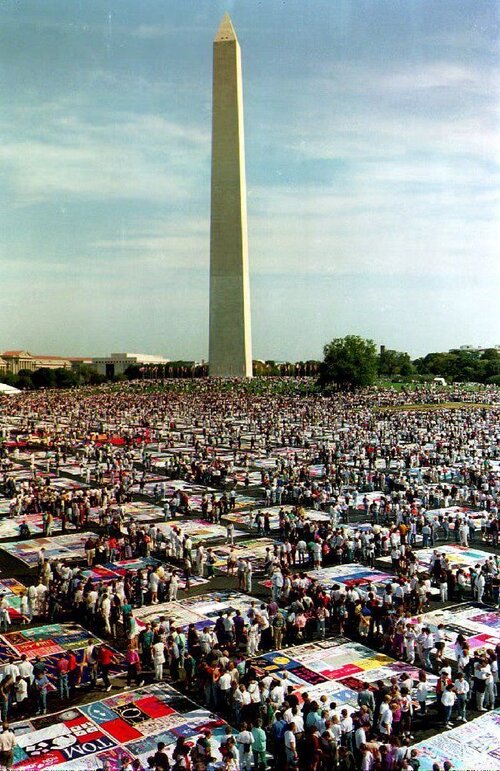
[209,13,253,378]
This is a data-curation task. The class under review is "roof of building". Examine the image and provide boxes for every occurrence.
[33,354,70,361]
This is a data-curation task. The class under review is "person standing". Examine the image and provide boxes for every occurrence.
[0,722,16,770]
[272,610,285,650]
[251,718,267,770]
[125,644,144,689]
[84,639,98,688]
[236,721,254,771]
[244,560,253,593]
[441,684,456,728]
[56,654,70,701]
[34,670,50,715]
[153,639,166,682]
[454,672,469,722]
[284,722,298,769]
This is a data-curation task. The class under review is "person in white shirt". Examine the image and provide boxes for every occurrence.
[441,684,456,727]
[100,593,111,635]
[270,680,285,705]
[360,745,374,771]
[378,696,393,736]
[149,572,160,604]
[329,714,342,745]
[152,640,165,681]
[484,662,496,710]
[236,722,254,771]
[340,709,354,752]
[0,598,10,635]
[18,656,33,685]
[474,658,490,711]
[354,724,367,750]
[218,670,232,709]
[0,722,16,769]
[168,573,179,601]
[404,625,416,664]
[421,628,434,670]
[454,673,469,721]
[289,706,304,734]
[15,676,28,710]
[1,663,19,683]
[476,571,485,603]
[284,723,298,766]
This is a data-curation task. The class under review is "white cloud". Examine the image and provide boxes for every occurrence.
[246,184,499,279]
[0,110,210,205]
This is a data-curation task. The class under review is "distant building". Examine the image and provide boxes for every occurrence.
[92,353,170,378]
[1,350,72,374]
[1,351,37,374]
[67,357,94,370]
[456,345,500,353]
[32,355,71,370]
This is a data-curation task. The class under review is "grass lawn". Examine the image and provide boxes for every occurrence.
[378,401,494,412]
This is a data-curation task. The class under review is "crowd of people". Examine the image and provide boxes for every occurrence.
[0,380,498,770]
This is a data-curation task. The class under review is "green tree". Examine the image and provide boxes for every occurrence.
[378,349,414,377]
[31,368,57,389]
[319,335,378,390]
[54,368,79,388]
[16,370,34,390]
[0,372,19,387]
[480,349,500,381]
[124,365,142,380]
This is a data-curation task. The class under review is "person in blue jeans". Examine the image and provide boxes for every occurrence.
[35,671,50,715]
[441,684,456,728]
[454,673,470,721]
[56,654,70,700]
[422,524,431,548]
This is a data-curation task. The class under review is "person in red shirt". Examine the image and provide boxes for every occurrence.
[67,651,80,693]
[98,644,117,692]
[56,654,70,700]
[108,537,118,562]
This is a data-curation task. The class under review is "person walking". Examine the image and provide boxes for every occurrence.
[98,644,116,692]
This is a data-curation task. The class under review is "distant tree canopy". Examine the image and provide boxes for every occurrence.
[319,335,378,390]
[0,365,105,391]
[378,348,415,377]
[414,348,500,384]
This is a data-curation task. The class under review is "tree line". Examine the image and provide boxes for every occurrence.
[319,336,500,390]
[1,339,498,391]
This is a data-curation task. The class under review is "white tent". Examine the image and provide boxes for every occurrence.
[0,382,20,395]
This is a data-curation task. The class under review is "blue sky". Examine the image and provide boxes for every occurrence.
[0,0,498,360]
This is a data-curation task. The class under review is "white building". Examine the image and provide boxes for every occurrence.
[92,353,170,378]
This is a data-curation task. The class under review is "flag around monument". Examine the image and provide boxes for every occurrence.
[209,13,253,378]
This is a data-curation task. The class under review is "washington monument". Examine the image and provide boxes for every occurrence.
[209,13,253,378]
